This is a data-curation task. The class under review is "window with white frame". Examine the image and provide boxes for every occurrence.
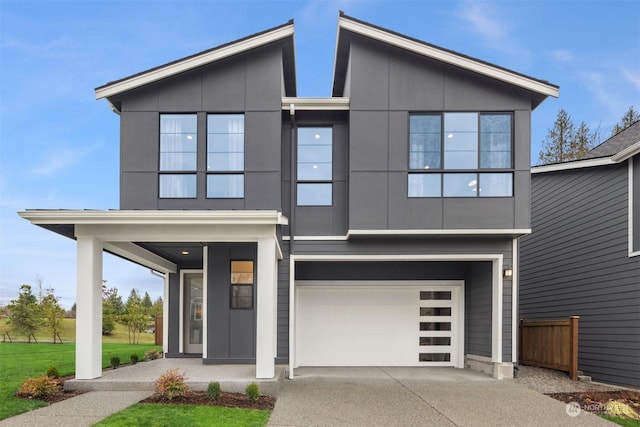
[207,114,245,198]
[408,112,513,197]
[297,127,332,206]
[159,114,197,198]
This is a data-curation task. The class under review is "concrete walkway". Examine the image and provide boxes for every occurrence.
[268,367,614,427]
[1,366,616,426]
[0,391,150,427]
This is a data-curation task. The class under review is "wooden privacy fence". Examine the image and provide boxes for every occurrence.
[519,316,579,380]
[154,316,163,346]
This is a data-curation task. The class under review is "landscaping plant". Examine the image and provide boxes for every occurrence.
[155,368,188,400]
[110,356,121,369]
[17,376,59,399]
[207,381,221,400]
[144,349,161,360]
[45,365,59,379]
[245,382,260,402]
[130,353,139,364]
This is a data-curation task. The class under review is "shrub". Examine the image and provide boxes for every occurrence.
[130,353,139,364]
[155,368,188,400]
[145,349,162,360]
[45,365,59,379]
[110,356,121,369]
[17,375,60,399]
[245,382,260,402]
[207,381,221,400]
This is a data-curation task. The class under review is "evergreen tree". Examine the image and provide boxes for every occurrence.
[538,109,599,165]
[610,106,639,137]
[7,285,42,342]
[142,291,153,309]
[40,289,65,343]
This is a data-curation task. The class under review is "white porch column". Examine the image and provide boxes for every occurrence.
[256,236,277,378]
[75,236,103,379]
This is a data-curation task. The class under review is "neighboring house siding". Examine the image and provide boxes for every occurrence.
[345,36,533,231]
[634,156,640,252]
[520,163,640,387]
[117,43,285,211]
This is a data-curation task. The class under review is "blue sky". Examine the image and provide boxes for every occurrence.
[1,0,639,309]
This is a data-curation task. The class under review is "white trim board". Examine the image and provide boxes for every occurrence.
[96,24,294,100]
[288,253,505,378]
[337,15,558,99]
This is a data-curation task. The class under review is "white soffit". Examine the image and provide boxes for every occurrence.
[95,24,294,100]
[338,16,559,99]
[532,157,616,174]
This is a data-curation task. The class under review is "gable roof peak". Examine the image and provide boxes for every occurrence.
[333,13,559,107]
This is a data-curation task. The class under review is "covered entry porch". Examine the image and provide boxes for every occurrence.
[18,210,287,380]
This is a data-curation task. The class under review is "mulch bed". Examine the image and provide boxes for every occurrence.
[15,375,85,404]
[547,390,640,416]
[141,391,275,410]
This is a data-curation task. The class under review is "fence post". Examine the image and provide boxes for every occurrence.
[569,316,579,380]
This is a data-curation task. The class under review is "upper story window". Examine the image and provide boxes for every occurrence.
[297,127,332,206]
[408,112,513,198]
[159,114,197,198]
[207,114,244,198]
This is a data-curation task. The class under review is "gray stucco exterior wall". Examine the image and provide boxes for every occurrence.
[344,36,533,232]
[116,43,286,211]
[520,161,640,387]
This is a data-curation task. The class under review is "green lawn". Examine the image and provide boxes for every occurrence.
[95,404,271,427]
[0,342,160,420]
[1,318,156,345]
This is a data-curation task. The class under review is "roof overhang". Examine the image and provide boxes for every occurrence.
[282,97,350,113]
[532,139,640,174]
[346,228,532,239]
[333,13,559,103]
[19,210,288,226]
[95,22,295,101]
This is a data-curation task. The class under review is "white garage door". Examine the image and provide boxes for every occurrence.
[295,281,464,367]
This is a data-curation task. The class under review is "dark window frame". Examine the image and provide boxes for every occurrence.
[230,259,254,310]
[206,113,245,199]
[159,113,198,199]
[296,126,334,206]
[408,112,514,198]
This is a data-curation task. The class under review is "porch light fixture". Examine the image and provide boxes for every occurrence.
[503,268,513,278]
[181,251,190,255]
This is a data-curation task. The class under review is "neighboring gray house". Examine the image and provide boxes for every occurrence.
[520,121,640,388]
[19,13,558,380]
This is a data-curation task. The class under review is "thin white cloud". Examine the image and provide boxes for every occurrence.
[622,67,640,91]
[455,1,532,66]
[29,143,100,176]
[546,49,574,62]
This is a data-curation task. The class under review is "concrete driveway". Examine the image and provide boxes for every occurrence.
[268,368,613,426]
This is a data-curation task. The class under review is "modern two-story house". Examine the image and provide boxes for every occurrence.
[19,13,558,381]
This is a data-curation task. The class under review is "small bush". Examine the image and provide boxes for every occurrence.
[245,382,260,402]
[145,349,162,360]
[17,375,60,399]
[155,368,188,400]
[45,365,59,379]
[207,381,221,400]
[110,356,121,369]
[130,353,139,364]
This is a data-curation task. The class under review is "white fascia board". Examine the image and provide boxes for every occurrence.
[95,24,294,100]
[346,229,531,238]
[531,157,615,174]
[612,140,640,162]
[338,17,559,98]
[18,210,288,226]
[282,97,350,111]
